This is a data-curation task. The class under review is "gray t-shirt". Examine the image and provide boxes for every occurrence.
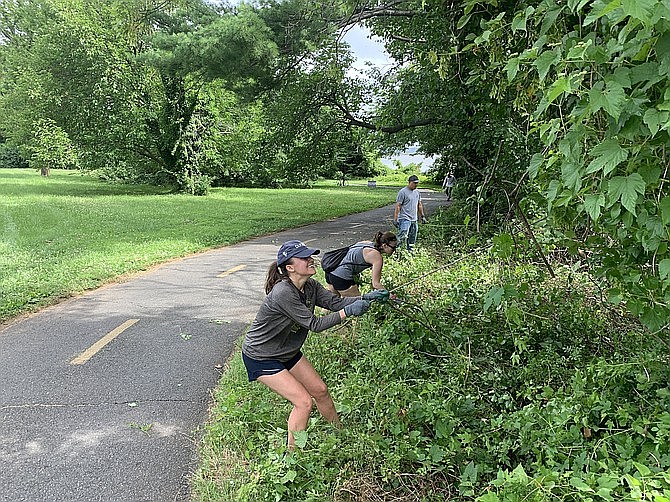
[396,187,421,221]
[242,278,357,361]
[330,242,375,280]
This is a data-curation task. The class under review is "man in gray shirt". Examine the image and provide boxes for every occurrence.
[393,175,427,250]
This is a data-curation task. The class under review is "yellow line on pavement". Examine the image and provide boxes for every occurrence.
[217,264,247,278]
[70,319,139,365]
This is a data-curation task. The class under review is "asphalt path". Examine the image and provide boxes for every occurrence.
[0,188,451,502]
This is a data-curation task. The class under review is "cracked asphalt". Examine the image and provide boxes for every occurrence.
[0,188,451,502]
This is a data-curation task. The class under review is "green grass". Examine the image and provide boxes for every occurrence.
[0,168,397,322]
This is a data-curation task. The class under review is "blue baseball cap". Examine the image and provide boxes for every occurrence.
[277,240,320,267]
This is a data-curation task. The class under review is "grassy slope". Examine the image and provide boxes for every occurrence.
[0,169,397,322]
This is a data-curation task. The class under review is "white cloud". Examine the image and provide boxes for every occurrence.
[381,152,436,172]
[342,28,438,171]
[342,26,392,71]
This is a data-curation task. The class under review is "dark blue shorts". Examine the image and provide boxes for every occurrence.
[242,351,303,382]
[325,272,355,291]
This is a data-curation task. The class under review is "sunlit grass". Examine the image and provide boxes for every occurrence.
[0,169,397,322]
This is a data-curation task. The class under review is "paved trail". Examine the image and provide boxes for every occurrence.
[0,189,450,501]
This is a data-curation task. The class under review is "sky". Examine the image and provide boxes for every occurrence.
[342,26,436,171]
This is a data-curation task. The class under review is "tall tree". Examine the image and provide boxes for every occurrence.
[329,0,670,331]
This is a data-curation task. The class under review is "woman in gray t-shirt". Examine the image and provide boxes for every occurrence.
[325,231,398,297]
[242,240,387,449]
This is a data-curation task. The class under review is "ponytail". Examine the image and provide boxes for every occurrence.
[373,231,398,250]
[265,260,290,294]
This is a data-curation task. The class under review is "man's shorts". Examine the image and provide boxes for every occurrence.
[325,271,355,291]
[242,351,303,382]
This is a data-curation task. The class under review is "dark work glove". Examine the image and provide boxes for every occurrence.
[421,216,428,224]
[363,289,390,302]
[343,299,371,317]
[393,219,399,228]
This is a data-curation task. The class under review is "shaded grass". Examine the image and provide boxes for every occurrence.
[0,169,397,322]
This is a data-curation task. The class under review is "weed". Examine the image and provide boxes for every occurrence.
[129,422,153,435]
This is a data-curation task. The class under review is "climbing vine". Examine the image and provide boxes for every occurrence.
[455,0,670,331]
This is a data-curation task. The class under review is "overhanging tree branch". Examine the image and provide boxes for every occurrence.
[332,100,441,132]
[338,0,419,27]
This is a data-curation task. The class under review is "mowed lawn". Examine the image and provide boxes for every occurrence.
[0,169,397,322]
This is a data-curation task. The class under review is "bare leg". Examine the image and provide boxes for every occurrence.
[337,284,361,298]
[257,370,313,449]
[289,356,340,428]
[326,283,340,296]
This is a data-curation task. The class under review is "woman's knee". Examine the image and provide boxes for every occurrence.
[293,393,314,412]
[310,381,330,401]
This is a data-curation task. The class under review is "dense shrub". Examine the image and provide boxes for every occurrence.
[0,143,28,169]
[194,215,668,501]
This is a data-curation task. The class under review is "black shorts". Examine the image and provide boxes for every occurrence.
[325,271,355,291]
[242,351,303,382]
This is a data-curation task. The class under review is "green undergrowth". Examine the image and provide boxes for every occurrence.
[194,222,670,501]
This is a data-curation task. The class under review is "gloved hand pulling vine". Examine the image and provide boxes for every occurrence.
[343,299,371,317]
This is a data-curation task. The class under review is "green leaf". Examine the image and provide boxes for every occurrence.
[528,153,544,180]
[638,166,661,185]
[596,487,614,501]
[461,461,479,483]
[610,67,632,88]
[567,40,592,60]
[540,6,564,35]
[484,286,505,312]
[457,13,472,29]
[534,49,559,82]
[659,259,670,280]
[585,0,623,26]
[546,76,570,104]
[570,477,594,492]
[608,174,646,215]
[601,81,626,120]
[505,57,519,81]
[641,305,667,332]
[660,197,670,225]
[429,443,445,462]
[643,108,669,135]
[585,139,629,175]
[568,0,590,10]
[475,30,492,44]
[510,464,529,480]
[511,12,527,32]
[608,288,623,304]
[292,430,308,448]
[435,419,453,438]
[561,161,582,191]
[547,179,561,206]
[589,81,607,114]
[621,0,655,22]
[584,193,605,221]
[492,233,514,259]
[279,469,297,484]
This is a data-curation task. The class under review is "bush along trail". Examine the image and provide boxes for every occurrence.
[193,209,670,501]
